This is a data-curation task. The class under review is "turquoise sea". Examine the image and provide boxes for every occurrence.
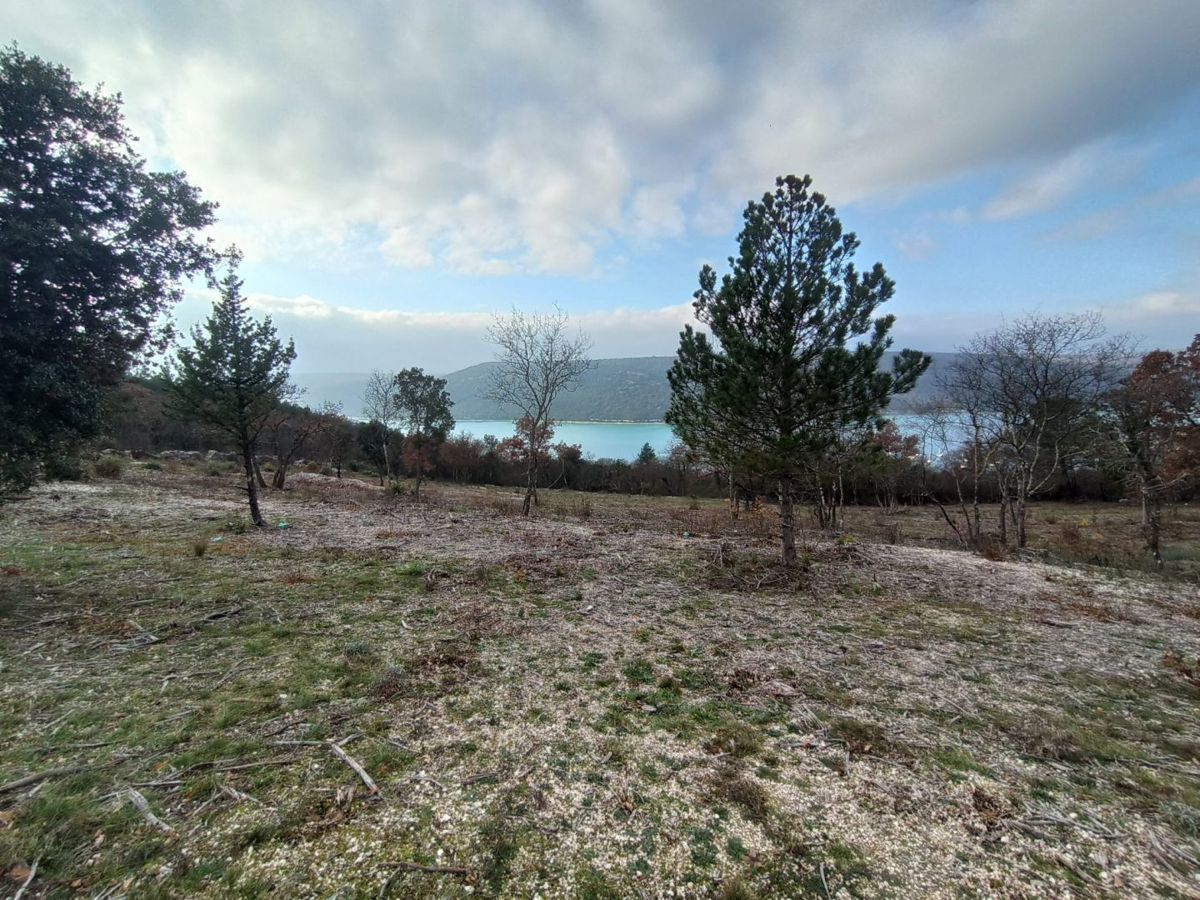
[454,414,936,463]
[454,421,675,461]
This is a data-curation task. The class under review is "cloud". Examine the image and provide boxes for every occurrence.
[246,293,334,320]
[2,0,1196,274]
[1042,210,1124,243]
[981,148,1101,221]
[179,290,699,373]
[1092,291,1200,349]
[1043,174,1200,242]
[1108,291,1200,319]
[893,231,938,261]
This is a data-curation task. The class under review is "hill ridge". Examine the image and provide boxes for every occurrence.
[291,352,955,422]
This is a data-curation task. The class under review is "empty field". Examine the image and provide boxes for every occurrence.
[1,465,1198,898]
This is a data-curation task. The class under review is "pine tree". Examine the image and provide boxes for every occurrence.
[667,175,929,565]
[169,259,296,526]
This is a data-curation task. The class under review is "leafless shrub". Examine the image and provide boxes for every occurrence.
[973,533,1008,561]
[882,521,904,545]
[94,456,125,478]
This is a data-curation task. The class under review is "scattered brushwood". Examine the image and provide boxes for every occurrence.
[371,642,483,702]
[448,598,523,643]
[704,544,809,591]
[1162,648,1200,689]
[3,471,1200,898]
[825,717,909,759]
[971,786,1012,832]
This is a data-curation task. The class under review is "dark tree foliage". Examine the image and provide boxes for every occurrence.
[0,46,217,496]
[393,367,454,497]
[394,368,455,441]
[667,175,929,564]
[636,442,658,466]
[168,262,295,526]
[1104,336,1200,566]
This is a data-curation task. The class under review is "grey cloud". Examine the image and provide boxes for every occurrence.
[3,0,1198,272]
[173,292,700,373]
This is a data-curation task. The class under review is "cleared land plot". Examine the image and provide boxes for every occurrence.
[1,466,1199,898]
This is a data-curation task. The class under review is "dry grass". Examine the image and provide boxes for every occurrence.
[0,466,1198,898]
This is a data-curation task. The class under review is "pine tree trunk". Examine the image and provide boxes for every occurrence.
[271,463,287,490]
[780,477,797,566]
[253,458,267,489]
[998,496,1008,545]
[241,442,265,527]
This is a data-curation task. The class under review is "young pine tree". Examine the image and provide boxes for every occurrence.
[169,261,296,526]
[667,175,929,566]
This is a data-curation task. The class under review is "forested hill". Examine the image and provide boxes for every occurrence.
[292,352,955,422]
[443,356,674,421]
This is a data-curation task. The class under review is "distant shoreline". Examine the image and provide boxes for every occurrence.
[458,419,666,426]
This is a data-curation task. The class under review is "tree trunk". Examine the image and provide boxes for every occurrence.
[835,471,845,530]
[728,470,738,520]
[998,496,1008,545]
[271,462,288,490]
[522,462,536,516]
[1143,489,1163,569]
[780,477,797,567]
[241,442,265,527]
[253,458,267,489]
[1014,494,1026,548]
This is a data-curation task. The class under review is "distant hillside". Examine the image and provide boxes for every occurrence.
[293,352,955,422]
[443,356,674,422]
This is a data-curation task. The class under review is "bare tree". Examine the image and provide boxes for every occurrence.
[944,313,1129,548]
[362,370,401,485]
[918,382,1003,547]
[262,402,340,489]
[485,308,593,515]
[312,406,356,478]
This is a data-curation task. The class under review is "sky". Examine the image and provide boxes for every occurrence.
[5,0,1200,373]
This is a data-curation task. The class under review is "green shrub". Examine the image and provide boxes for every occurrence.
[623,659,655,684]
[43,454,86,481]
